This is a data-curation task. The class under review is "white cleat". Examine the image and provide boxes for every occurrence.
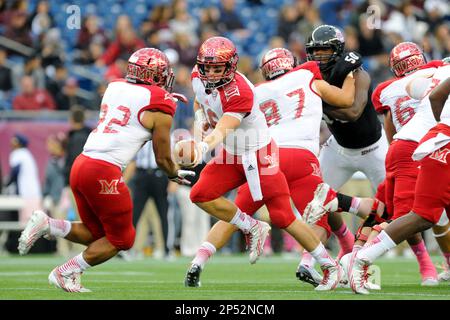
[338,252,352,288]
[245,220,271,264]
[364,280,381,290]
[296,264,323,287]
[438,269,450,282]
[421,277,439,286]
[349,254,370,295]
[304,183,336,225]
[18,210,50,255]
[48,267,91,293]
[315,262,342,291]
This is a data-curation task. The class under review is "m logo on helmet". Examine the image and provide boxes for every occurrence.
[98,179,120,195]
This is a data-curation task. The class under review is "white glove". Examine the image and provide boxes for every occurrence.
[195,109,210,133]
[169,169,196,185]
[171,92,188,104]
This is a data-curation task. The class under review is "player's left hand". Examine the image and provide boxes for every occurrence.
[171,92,188,104]
[330,51,363,84]
[169,169,196,185]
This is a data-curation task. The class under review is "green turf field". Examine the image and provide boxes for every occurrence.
[0,254,448,300]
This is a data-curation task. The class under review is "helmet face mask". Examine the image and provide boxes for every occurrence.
[126,48,174,92]
[389,42,426,78]
[197,36,238,90]
[260,48,297,80]
[306,25,345,72]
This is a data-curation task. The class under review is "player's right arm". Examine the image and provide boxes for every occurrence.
[383,109,396,144]
[314,72,355,109]
[429,77,450,122]
[141,111,179,178]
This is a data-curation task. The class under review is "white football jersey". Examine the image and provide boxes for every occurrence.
[255,62,323,156]
[399,63,450,142]
[83,79,176,169]
[434,67,450,126]
[372,62,442,142]
[192,68,271,155]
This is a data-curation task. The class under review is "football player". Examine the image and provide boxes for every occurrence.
[185,38,344,291]
[349,59,450,294]
[17,48,194,292]
[185,46,385,289]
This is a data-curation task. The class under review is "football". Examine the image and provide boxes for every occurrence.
[173,139,198,168]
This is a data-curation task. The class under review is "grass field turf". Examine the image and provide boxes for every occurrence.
[0,254,449,300]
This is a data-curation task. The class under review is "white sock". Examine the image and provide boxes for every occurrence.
[356,231,396,263]
[352,244,363,253]
[192,242,216,269]
[309,243,335,268]
[300,251,315,267]
[48,218,71,238]
[229,209,253,233]
[58,252,91,274]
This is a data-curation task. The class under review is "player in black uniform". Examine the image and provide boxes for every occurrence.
[296,25,388,286]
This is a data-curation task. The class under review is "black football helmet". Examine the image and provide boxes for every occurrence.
[306,25,345,72]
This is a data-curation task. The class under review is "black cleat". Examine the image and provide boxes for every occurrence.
[184,264,202,287]
[296,265,322,287]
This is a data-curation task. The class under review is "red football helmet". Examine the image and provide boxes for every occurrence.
[390,42,426,78]
[260,48,298,80]
[196,36,239,90]
[126,48,174,91]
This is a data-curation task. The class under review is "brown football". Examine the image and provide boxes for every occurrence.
[173,139,197,167]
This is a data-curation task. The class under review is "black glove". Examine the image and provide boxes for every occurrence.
[329,51,363,87]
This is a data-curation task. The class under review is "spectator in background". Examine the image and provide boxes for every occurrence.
[104,58,128,82]
[88,82,106,110]
[42,132,68,256]
[169,6,199,46]
[97,27,145,66]
[3,9,32,49]
[12,53,45,91]
[0,47,13,106]
[172,32,198,67]
[13,75,55,110]
[218,0,249,39]
[39,28,64,68]
[76,15,109,52]
[277,4,300,42]
[6,133,42,224]
[45,62,67,105]
[199,7,221,34]
[57,77,86,111]
[28,0,53,41]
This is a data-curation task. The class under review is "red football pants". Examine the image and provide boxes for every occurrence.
[190,140,296,229]
[235,148,331,236]
[70,154,135,250]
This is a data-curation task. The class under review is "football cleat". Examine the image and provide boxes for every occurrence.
[48,267,91,293]
[338,252,352,288]
[438,270,450,282]
[245,220,271,264]
[349,254,370,295]
[295,264,323,287]
[18,210,50,255]
[315,262,342,291]
[184,264,202,287]
[421,277,439,286]
[304,183,337,225]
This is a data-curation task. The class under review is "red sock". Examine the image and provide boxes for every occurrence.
[443,252,450,269]
[334,223,354,260]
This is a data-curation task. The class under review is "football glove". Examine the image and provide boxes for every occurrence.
[169,169,196,185]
